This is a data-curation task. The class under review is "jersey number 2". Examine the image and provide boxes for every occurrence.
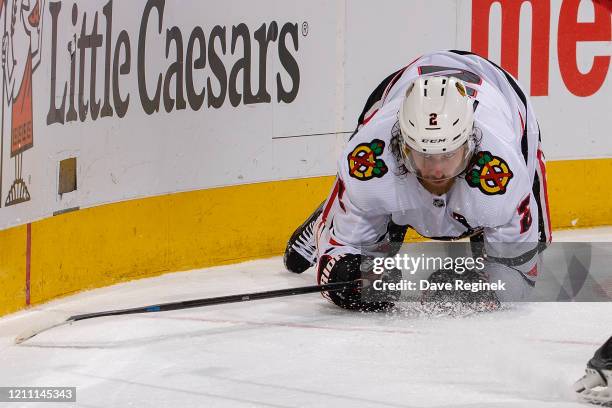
[429,113,438,126]
[517,196,532,234]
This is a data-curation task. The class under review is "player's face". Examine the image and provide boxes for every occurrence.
[401,142,471,195]
[410,146,467,181]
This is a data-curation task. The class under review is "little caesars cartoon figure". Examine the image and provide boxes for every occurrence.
[1,0,44,206]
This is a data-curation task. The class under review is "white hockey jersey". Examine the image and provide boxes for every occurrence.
[316,51,551,297]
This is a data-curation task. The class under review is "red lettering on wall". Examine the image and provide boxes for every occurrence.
[558,0,611,97]
[593,0,611,14]
[471,0,611,97]
[471,0,551,96]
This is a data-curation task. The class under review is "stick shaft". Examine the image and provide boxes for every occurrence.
[68,280,358,322]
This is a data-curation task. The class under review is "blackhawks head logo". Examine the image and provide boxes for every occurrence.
[467,151,513,195]
[347,139,388,181]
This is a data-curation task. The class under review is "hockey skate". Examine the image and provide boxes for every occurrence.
[575,336,612,406]
[284,202,324,273]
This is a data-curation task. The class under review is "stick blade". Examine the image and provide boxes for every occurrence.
[14,320,70,344]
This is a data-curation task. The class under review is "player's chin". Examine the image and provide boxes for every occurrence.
[424,178,450,186]
[429,179,447,185]
[421,177,456,194]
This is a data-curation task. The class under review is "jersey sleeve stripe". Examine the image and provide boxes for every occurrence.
[321,179,340,223]
[537,148,552,243]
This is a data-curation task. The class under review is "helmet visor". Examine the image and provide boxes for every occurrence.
[401,142,472,181]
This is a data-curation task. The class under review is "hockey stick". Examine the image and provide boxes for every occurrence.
[14,279,360,344]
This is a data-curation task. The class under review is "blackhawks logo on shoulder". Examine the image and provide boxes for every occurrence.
[467,151,513,195]
[347,139,388,181]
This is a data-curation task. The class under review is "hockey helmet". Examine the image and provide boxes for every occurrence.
[398,76,477,181]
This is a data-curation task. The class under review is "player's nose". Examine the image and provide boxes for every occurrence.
[426,160,445,176]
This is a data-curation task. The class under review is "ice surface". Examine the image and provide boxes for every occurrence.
[1,227,611,407]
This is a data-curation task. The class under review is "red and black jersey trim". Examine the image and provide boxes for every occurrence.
[533,128,552,244]
[486,245,542,268]
[352,58,420,140]
[449,50,551,246]
[449,50,529,165]
[408,215,484,241]
[354,68,405,134]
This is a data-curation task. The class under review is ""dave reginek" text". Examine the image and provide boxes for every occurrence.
[373,279,507,293]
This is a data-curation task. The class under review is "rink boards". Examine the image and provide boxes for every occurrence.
[2,157,612,316]
[0,0,611,316]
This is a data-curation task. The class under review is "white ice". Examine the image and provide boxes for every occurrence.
[1,227,611,408]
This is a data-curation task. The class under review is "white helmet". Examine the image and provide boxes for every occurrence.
[398,76,476,180]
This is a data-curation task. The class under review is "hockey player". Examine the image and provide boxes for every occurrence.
[575,335,612,406]
[284,50,552,311]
